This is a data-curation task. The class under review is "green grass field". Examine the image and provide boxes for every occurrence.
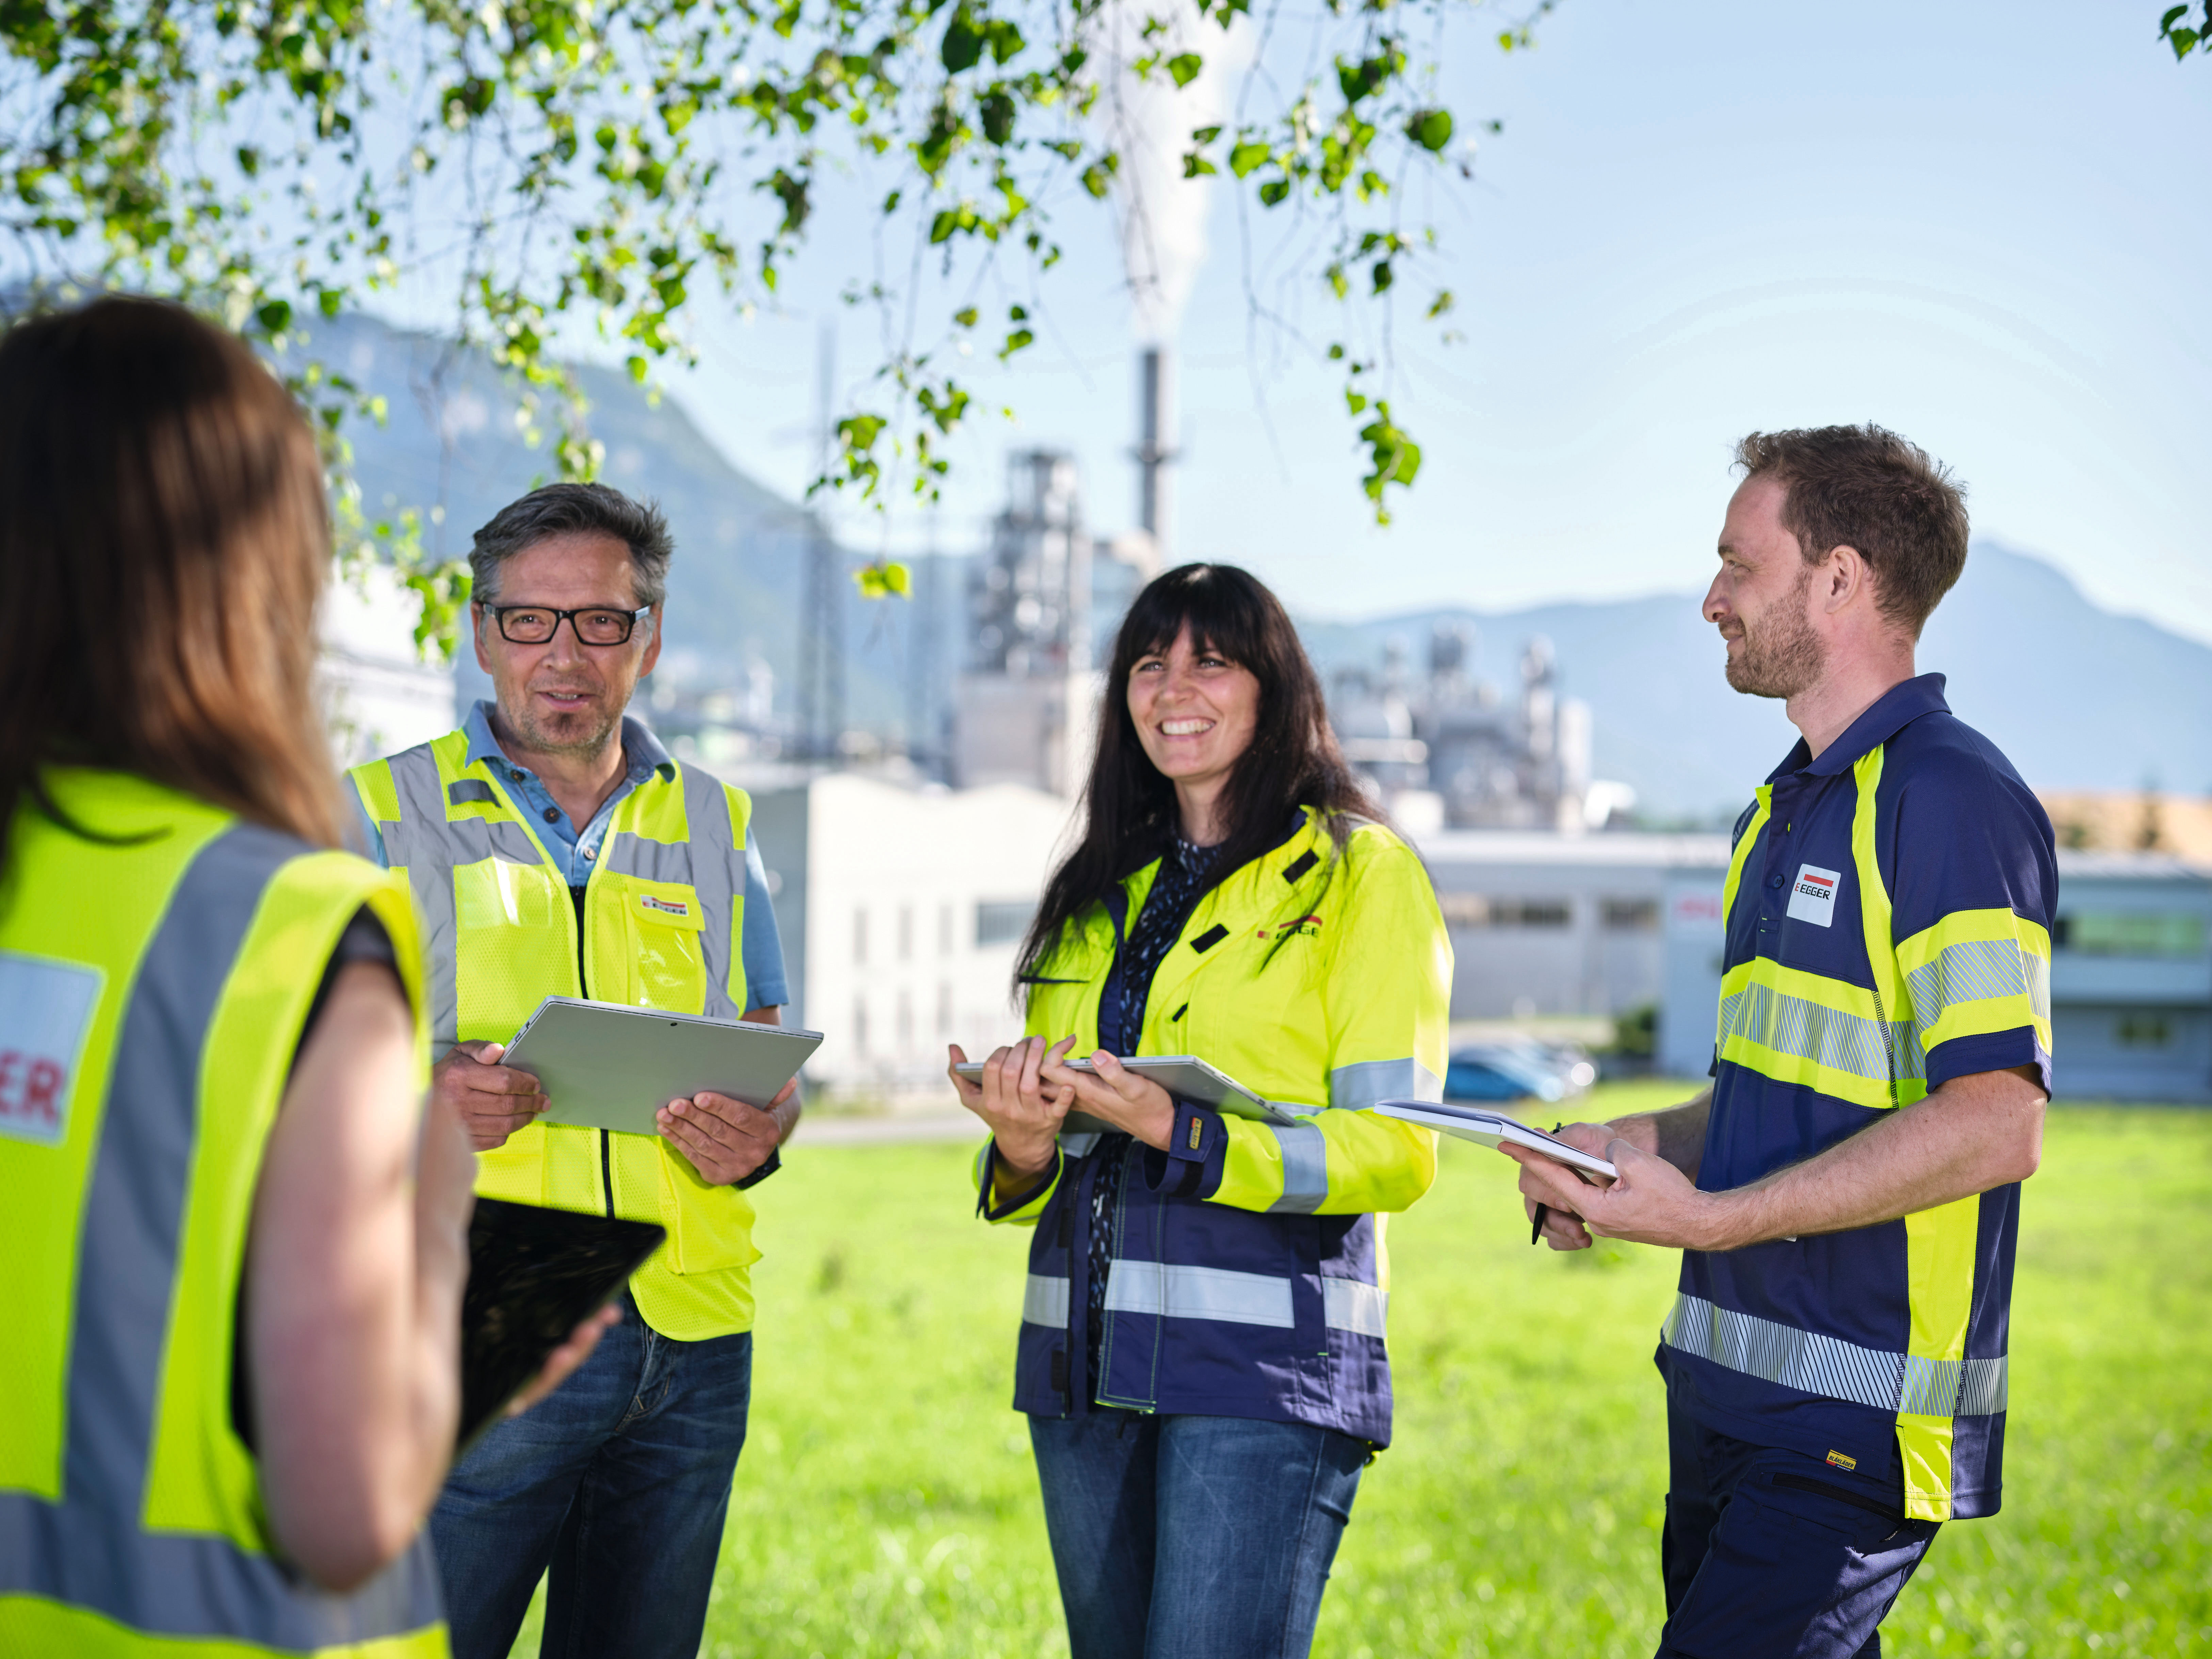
[509,1092,2212,1658]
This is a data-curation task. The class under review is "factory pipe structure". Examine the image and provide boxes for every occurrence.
[1135,345,1177,562]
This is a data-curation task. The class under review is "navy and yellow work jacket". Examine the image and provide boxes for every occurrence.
[977,810,1452,1447]
[1659,674,2056,1522]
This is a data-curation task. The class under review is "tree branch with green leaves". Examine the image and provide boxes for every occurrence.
[2,0,1551,651]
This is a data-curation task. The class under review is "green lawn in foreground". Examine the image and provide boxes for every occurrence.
[508,1093,2212,1658]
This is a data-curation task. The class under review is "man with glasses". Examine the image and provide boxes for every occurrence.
[348,482,797,1659]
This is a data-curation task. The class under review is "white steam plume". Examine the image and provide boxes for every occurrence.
[1088,0,1251,343]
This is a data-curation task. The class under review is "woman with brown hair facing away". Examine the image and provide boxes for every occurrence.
[0,298,601,1656]
[949,563,1453,1659]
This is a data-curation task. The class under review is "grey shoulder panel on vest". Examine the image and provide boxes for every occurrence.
[0,821,444,1646]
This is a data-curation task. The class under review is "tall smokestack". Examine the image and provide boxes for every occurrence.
[1136,345,1176,559]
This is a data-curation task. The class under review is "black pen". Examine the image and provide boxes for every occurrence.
[1530,1121,1565,1246]
[1531,1121,1602,1246]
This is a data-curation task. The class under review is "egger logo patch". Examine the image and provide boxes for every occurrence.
[639,894,692,920]
[1786,864,1842,929]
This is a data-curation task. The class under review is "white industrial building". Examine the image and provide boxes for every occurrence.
[746,772,1077,1099]
[319,563,457,766]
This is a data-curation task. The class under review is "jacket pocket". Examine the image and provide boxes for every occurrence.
[616,878,709,1011]
[654,1140,760,1274]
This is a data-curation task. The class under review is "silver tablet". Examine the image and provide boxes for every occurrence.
[952,1054,1312,1129]
[502,997,823,1137]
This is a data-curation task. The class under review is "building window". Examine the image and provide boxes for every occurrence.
[853,907,868,966]
[2054,912,2207,958]
[1602,898,1659,931]
[2117,1012,2173,1047]
[976,899,1036,947]
[1437,894,1573,929]
[898,905,914,963]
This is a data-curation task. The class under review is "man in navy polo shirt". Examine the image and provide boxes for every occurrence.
[1510,424,2055,1658]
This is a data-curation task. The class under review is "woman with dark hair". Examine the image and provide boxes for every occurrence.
[949,563,1453,1659]
[0,298,601,1656]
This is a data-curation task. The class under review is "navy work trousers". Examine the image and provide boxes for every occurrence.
[1658,1412,1942,1658]
[429,1291,752,1659]
[1029,1411,1367,1659]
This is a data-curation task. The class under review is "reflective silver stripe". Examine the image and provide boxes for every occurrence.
[1023,1274,1071,1326]
[681,764,744,1019]
[1322,1277,1388,1338]
[382,744,464,1045]
[1104,1262,1294,1328]
[1717,976,1907,1088]
[1905,940,2050,1046]
[1057,1131,1103,1158]
[0,824,443,1644]
[1267,1122,1329,1215]
[598,765,745,1019]
[1661,1292,2007,1418]
[1330,1056,1442,1109]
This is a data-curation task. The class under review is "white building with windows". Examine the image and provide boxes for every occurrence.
[745,771,1077,1099]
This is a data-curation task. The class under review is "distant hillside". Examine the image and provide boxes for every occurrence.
[1297,544,2212,818]
[307,317,2209,813]
[290,314,964,746]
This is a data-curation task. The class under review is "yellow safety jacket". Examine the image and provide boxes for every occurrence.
[981,811,1452,1442]
[349,727,762,1340]
[0,770,445,1656]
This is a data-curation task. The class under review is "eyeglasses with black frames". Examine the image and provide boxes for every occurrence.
[482,604,652,647]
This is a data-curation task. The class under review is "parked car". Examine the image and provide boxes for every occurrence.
[1441,1040,1596,1106]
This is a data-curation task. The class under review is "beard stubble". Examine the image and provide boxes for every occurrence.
[1724,564,1827,699]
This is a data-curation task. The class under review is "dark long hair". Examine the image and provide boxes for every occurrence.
[0,298,344,874]
[1015,563,1376,985]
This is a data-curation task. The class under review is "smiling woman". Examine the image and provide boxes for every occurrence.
[945,563,1457,1659]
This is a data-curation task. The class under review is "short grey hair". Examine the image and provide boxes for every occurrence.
[469,482,674,608]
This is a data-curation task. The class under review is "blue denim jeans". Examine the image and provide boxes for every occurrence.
[430,1292,752,1659]
[1029,1411,1368,1659]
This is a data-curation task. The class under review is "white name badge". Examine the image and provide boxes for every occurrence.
[1786,863,1843,929]
[0,950,104,1148]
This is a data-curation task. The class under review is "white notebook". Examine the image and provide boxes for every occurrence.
[1372,1100,1618,1180]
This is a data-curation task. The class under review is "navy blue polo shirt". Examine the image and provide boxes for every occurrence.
[1659,673,2057,1519]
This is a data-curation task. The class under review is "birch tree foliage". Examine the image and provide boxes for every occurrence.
[1,0,1549,653]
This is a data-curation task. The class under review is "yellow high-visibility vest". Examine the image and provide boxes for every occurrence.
[350,727,762,1339]
[0,770,446,1656]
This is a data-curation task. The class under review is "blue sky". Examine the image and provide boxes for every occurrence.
[641,0,2211,644]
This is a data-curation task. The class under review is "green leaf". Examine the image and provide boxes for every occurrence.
[318,288,343,318]
[1081,159,1117,198]
[941,10,984,72]
[1408,108,1453,152]
[838,413,888,452]
[1371,259,1392,294]
[1258,178,1290,206]
[1230,141,1270,177]
[256,298,292,333]
[627,355,649,383]
[854,560,913,598]
[1192,125,1223,144]
[1182,152,1218,178]
[1426,289,1455,321]
[985,19,1026,63]
[998,327,1035,359]
[954,306,979,327]
[1167,53,1203,87]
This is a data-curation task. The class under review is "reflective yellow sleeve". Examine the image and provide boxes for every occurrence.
[1209,831,1449,1216]
[1212,1109,1438,1214]
[971,1137,1062,1226]
[1896,907,2054,1058]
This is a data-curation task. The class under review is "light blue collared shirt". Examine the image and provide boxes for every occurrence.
[355,700,788,1007]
